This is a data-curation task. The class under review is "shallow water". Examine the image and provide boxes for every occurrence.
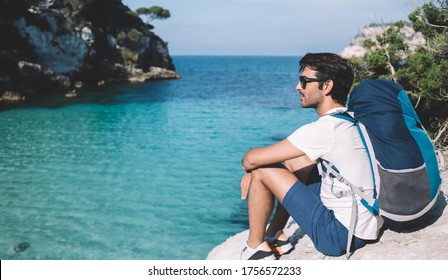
[0,56,317,259]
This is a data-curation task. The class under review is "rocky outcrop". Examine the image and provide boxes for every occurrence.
[126,66,180,83]
[14,14,89,74]
[340,23,426,58]
[0,0,179,105]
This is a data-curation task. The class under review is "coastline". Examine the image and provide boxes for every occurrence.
[207,152,448,260]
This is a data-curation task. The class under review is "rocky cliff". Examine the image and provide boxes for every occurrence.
[0,0,179,105]
[339,23,426,58]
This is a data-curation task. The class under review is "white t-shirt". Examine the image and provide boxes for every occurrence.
[287,107,384,240]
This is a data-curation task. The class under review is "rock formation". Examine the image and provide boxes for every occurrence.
[340,23,426,58]
[0,0,179,105]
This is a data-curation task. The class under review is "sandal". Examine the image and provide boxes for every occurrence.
[240,241,276,260]
[266,230,294,257]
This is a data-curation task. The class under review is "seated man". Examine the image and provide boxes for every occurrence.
[240,52,384,260]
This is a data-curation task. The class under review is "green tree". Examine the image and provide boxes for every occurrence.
[350,1,448,147]
[352,21,408,83]
[409,0,448,41]
[401,0,448,147]
[136,5,171,29]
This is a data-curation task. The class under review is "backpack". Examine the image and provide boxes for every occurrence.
[322,79,442,258]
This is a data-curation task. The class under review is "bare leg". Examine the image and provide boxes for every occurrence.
[265,156,316,237]
[247,171,275,249]
[246,163,299,249]
[265,203,289,237]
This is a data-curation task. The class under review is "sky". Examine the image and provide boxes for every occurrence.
[122,0,429,56]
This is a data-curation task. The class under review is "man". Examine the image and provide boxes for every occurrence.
[240,53,384,260]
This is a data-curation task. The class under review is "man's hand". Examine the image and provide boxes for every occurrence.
[240,172,252,200]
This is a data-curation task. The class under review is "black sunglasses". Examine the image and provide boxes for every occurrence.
[299,76,323,89]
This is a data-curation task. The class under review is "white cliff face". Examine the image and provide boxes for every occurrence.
[340,24,426,58]
[14,15,89,74]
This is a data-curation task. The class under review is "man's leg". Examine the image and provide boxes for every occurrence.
[265,203,289,238]
[247,158,367,257]
[265,156,316,237]
[246,163,299,249]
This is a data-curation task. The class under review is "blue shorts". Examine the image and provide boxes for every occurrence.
[282,168,366,256]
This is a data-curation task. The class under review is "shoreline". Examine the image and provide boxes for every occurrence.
[207,152,448,260]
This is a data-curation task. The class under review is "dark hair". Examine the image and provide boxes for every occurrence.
[299,53,354,105]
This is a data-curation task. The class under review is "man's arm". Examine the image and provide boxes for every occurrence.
[241,139,305,172]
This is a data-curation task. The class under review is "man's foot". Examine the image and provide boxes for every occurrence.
[266,230,294,257]
[240,241,276,260]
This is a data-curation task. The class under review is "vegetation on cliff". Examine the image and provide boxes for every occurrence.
[346,0,447,148]
[0,0,177,105]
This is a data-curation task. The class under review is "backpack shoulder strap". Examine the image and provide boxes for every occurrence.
[331,111,356,123]
[319,159,373,259]
[325,112,380,259]
[329,111,379,206]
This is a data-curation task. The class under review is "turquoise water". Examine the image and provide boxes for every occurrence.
[0,56,318,260]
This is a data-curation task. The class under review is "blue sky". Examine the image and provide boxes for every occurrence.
[122,0,428,56]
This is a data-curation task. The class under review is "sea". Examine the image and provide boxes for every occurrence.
[0,56,319,260]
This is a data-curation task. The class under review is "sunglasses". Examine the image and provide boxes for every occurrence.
[299,76,323,89]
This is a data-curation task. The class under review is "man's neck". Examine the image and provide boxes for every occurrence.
[316,102,345,117]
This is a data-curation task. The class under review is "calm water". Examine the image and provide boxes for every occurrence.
[0,56,318,259]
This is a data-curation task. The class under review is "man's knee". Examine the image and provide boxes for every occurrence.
[251,163,287,181]
[250,164,298,202]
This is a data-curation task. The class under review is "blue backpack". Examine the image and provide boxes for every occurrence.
[323,79,442,257]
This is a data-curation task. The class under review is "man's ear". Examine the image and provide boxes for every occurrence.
[323,80,334,95]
